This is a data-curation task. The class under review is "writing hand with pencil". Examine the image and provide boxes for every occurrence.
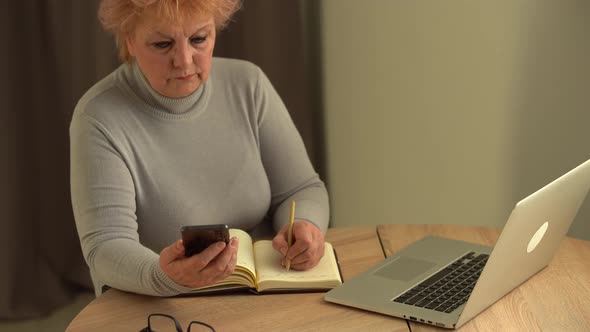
[272,200,325,271]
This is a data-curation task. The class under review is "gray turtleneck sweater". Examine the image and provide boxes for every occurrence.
[70,57,329,296]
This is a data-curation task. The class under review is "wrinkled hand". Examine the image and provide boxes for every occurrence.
[272,221,324,270]
[159,237,239,288]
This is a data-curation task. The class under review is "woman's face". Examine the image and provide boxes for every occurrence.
[126,11,216,98]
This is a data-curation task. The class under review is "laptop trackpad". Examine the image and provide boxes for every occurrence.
[374,256,436,281]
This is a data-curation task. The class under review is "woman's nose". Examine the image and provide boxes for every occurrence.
[172,42,192,68]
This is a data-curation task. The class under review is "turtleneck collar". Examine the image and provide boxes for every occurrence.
[121,60,210,118]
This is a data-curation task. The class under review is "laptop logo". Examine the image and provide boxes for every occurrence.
[527,221,549,253]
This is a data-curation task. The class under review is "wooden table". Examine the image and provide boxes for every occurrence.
[67,227,408,332]
[68,224,590,331]
[378,224,590,332]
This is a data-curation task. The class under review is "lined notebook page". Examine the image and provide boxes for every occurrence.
[253,241,341,291]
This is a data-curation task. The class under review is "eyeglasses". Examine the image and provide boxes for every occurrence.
[140,313,216,332]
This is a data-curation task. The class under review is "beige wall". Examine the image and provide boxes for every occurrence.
[321,0,590,240]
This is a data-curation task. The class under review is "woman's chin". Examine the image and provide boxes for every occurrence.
[163,82,201,98]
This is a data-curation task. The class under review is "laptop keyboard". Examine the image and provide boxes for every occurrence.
[392,252,489,313]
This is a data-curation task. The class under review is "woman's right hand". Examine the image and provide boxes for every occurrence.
[159,237,239,288]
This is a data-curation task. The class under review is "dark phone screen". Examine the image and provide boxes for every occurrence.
[181,225,230,257]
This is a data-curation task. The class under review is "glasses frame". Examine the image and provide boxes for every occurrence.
[140,313,216,332]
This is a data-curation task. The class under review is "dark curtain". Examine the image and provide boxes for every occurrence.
[0,1,118,319]
[0,0,324,319]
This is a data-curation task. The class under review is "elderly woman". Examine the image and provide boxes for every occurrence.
[70,0,329,296]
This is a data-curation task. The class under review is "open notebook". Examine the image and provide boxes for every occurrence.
[187,229,342,294]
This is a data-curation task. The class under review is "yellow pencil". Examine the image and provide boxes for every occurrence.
[285,200,296,271]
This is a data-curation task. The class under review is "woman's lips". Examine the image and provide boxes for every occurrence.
[176,74,195,81]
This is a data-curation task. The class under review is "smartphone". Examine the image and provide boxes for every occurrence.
[180,224,230,257]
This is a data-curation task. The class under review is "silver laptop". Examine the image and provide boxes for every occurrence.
[325,159,590,329]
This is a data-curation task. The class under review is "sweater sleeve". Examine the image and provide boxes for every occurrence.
[254,67,330,233]
[70,112,192,296]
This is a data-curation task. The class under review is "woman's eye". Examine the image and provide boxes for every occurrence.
[191,36,207,44]
[152,41,172,49]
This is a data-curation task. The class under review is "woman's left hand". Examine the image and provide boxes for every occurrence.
[272,221,325,270]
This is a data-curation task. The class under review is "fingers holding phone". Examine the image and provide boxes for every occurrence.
[184,236,239,286]
[201,237,239,277]
[181,224,230,257]
[159,224,239,288]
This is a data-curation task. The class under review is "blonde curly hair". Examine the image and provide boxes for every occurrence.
[98,0,241,62]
